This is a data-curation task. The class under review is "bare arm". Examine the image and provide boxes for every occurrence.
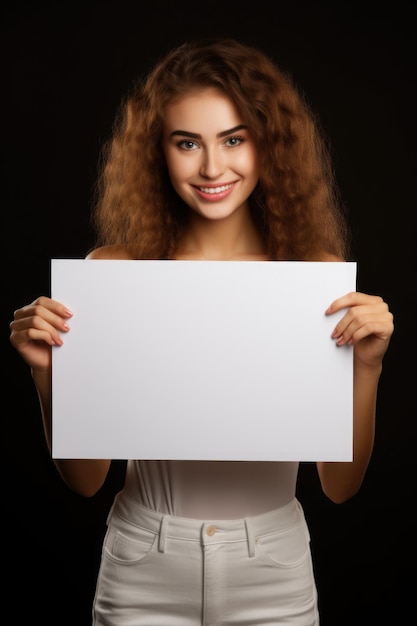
[10,296,111,497]
[9,247,133,495]
[317,291,394,503]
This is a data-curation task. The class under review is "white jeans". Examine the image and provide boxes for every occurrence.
[92,493,319,625]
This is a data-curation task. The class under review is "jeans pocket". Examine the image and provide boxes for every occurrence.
[103,522,158,564]
[255,519,310,568]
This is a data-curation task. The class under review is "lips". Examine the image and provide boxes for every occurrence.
[193,183,235,201]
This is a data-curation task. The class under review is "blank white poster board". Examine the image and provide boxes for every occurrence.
[51,260,356,461]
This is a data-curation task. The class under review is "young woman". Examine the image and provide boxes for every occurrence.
[9,38,394,625]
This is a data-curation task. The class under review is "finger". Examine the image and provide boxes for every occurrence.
[331,302,391,339]
[326,292,383,314]
[11,326,63,348]
[32,295,73,316]
[332,314,393,346]
[14,297,72,322]
[13,304,72,333]
[10,313,69,346]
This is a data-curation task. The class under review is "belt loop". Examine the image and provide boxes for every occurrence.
[244,517,255,558]
[158,515,169,553]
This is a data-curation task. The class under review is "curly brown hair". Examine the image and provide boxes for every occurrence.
[91,38,350,261]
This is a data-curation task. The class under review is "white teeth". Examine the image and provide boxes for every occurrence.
[199,184,232,194]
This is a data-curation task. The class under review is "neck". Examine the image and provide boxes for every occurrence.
[177,206,267,261]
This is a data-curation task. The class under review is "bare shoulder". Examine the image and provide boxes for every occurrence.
[85,244,134,260]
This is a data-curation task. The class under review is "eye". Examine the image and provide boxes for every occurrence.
[224,135,244,147]
[177,139,199,151]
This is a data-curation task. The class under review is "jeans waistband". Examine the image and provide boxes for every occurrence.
[109,492,304,557]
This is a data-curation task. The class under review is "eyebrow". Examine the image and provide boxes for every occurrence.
[169,124,248,139]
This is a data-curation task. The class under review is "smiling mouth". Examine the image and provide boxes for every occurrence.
[197,184,233,194]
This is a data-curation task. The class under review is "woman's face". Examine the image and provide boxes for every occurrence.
[162,87,259,222]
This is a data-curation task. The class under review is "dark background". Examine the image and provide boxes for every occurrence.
[2,1,415,624]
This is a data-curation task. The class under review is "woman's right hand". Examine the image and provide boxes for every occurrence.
[9,296,72,371]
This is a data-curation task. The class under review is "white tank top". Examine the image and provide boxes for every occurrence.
[123,460,299,519]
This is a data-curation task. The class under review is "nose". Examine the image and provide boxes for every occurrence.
[199,146,225,179]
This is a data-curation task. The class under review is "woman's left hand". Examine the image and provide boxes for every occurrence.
[325,292,394,369]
